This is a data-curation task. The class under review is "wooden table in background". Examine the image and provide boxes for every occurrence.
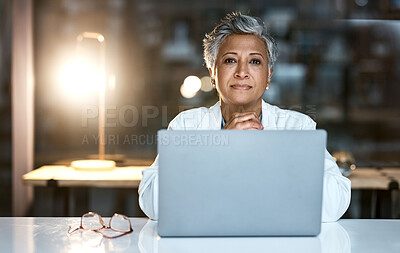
[349,168,399,190]
[24,166,399,190]
[348,167,399,218]
[23,166,400,217]
[23,165,145,188]
[23,165,146,216]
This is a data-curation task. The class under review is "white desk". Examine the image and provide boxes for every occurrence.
[0,218,399,252]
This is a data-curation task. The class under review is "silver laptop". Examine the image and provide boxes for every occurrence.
[157,130,326,237]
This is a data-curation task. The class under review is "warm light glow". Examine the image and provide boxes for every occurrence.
[71,160,116,171]
[108,74,116,90]
[200,76,213,92]
[183,75,201,93]
[77,34,83,42]
[81,32,104,40]
[180,83,196,99]
[59,57,105,95]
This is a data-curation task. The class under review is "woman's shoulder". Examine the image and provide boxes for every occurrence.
[168,102,220,130]
[263,101,316,130]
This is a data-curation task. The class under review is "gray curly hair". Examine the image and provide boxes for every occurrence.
[203,12,278,70]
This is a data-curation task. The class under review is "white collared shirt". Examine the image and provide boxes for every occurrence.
[138,100,351,222]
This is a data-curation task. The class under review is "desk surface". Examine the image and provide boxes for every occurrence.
[0,217,399,253]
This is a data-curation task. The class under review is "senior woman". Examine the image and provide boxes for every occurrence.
[138,12,351,222]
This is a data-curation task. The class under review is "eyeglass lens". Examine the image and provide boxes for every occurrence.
[82,213,104,230]
[110,214,131,232]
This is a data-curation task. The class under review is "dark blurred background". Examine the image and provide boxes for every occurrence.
[1,0,400,217]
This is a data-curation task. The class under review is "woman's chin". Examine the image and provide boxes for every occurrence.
[223,96,261,108]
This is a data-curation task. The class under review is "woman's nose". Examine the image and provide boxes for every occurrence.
[234,62,249,79]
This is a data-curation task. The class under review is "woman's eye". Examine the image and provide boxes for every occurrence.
[250,59,261,64]
[224,58,236,64]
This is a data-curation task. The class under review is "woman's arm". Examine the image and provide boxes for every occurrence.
[303,119,351,222]
[138,110,189,220]
[321,151,351,222]
[138,156,159,220]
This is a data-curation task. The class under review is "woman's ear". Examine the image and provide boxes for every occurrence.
[268,67,274,80]
[208,67,214,78]
[266,67,274,90]
[208,67,216,87]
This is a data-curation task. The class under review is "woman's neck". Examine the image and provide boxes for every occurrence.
[220,100,262,122]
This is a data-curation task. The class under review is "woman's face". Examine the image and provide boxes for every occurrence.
[210,34,271,108]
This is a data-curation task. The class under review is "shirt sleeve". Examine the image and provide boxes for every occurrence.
[303,119,352,222]
[138,114,186,220]
[138,156,159,220]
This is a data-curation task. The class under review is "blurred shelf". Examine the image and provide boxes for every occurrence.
[348,108,400,123]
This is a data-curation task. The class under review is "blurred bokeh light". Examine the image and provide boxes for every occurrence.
[180,75,201,99]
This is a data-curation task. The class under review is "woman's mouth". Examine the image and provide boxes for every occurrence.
[230,84,252,90]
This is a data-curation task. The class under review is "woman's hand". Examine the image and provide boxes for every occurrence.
[223,112,264,130]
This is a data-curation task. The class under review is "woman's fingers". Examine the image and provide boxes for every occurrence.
[231,112,257,122]
[223,112,263,130]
